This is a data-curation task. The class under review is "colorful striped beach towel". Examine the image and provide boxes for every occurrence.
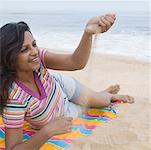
[0,102,120,150]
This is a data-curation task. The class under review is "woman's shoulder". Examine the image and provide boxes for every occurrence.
[7,81,30,105]
[38,48,56,76]
[37,49,53,80]
[39,48,47,68]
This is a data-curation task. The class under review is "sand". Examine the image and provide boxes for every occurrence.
[47,50,151,150]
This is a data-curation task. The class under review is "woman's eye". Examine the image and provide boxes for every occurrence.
[33,43,37,47]
[21,48,28,52]
[20,43,37,53]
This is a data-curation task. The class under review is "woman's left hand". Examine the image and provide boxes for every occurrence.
[85,14,116,35]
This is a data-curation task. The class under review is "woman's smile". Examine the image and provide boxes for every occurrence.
[31,56,40,63]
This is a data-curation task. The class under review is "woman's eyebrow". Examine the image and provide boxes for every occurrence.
[22,40,36,48]
[33,39,36,43]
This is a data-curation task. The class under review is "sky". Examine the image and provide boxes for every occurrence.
[0,0,149,14]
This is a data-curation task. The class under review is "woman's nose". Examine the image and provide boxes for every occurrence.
[30,47,38,55]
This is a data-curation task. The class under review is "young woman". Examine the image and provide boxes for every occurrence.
[0,14,134,149]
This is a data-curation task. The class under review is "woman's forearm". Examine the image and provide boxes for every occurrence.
[12,126,52,150]
[72,14,116,70]
[72,31,92,69]
[10,116,73,150]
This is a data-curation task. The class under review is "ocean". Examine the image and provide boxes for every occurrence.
[0,0,150,62]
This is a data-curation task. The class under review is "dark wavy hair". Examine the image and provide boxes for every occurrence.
[0,22,31,114]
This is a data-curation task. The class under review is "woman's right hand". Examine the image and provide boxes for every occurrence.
[44,116,73,138]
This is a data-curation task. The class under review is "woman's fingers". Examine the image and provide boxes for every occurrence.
[102,17,112,27]
[99,18,110,32]
[65,120,72,125]
[85,13,116,34]
[100,14,116,25]
[106,13,116,18]
[105,15,115,25]
[99,15,116,31]
[98,16,107,32]
[65,117,73,126]
[105,14,116,22]
[98,16,106,26]
[66,117,73,121]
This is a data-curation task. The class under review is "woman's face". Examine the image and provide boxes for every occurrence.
[16,31,41,73]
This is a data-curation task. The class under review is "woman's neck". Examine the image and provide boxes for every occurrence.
[16,70,35,83]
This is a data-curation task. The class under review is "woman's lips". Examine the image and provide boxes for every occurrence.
[31,57,40,63]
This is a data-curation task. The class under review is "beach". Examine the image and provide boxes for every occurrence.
[48,50,150,150]
[1,0,150,149]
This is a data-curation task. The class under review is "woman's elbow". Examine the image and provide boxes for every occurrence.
[73,63,86,70]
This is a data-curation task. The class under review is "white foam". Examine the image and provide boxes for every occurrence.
[35,31,151,62]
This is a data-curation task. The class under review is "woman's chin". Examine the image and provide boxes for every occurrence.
[32,63,41,72]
